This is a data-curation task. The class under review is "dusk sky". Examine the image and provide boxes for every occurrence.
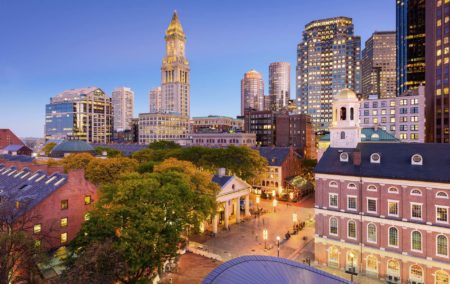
[0,0,395,138]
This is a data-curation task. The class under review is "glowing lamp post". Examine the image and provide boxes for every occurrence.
[263,229,268,249]
[273,199,278,212]
[271,189,276,198]
[256,195,260,211]
[292,213,298,230]
[276,236,281,257]
[289,192,294,201]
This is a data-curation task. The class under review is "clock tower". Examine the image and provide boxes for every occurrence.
[329,89,361,148]
[161,11,190,117]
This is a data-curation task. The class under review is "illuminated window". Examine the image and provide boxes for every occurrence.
[35,240,41,248]
[410,265,423,282]
[33,224,41,234]
[366,255,378,273]
[60,217,68,227]
[84,213,90,221]
[388,201,399,216]
[61,232,68,244]
[436,270,449,284]
[84,195,91,205]
[437,206,448,223]
[387,259,400,276]
[61,200,68,210]
[328,246,339,267]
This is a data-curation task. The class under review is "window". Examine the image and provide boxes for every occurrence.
[60,217,68,227]
[329,217,338,235]
[347,183,357,189]
[389,227,399,247]
[84,213,90,221]
[329,193,338,208]
[437,206,449,223]
[367,198,377,213]
[387,259,400,277]
[436,270,449,284]
[437,192,449,199]
[61,200,68,210]
[409,265,423,282]
[388,187,398,194]
[329,181,338,188]
[366,255,378,273]
[367,185,377,192]
[347,196,357,210]
[35,240,41,248]
[33,224,41,234]
[367,223,377,243]
[340,131,346,139]
[412,231,422,251]
[437,235,448,256]
[61,233,68,244]
[411,189,422,196]
[348,220,356,239]
[328,246,339,267]
[388,201,399,216]
[84,195,91,205]
[411,203,422,219]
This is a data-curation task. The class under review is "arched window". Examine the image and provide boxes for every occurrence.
[388,187,399,193]
[350,107,354,120]
[329,181,338,188]
[328,246,339,267]
[437,192,449,199]
[409,265,423,282]
[348,220,356,239]
[329,217,338,235]
[367,185,377,191]
[411,189,422,196]
[347,183,357,189]
[389,227,399,247]
[387,259,400,276]
[340,107,347,120]
[436,270,449,284]
[366,255,378,273]
[340,131,346,139]
[346,251,357,271]
[437,235,448,256]
[367,223,377,243]
[412,231,422,251]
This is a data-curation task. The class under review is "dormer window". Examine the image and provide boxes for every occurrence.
[371,133,380,140]
[411,154,423,165]
[436,192,449,199]
[340,152,349,162]
[370,153,381,164]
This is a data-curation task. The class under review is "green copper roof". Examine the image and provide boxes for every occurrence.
[320,128,400,142]
[50,140,95,157]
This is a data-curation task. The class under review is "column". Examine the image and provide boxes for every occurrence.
[224,200,229,229]
[235,198,241,223]
[245,195,250,216]
[212,214,218,234]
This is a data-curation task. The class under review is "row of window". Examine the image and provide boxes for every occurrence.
[328,182,447,197]
[328,217,449,256]
[60,195,92,210]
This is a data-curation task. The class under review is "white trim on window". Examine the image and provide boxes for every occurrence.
[436,234,449,257]
[411,189,422,196]
[410,202,423,221]
[367,223,377,244]
[410,230,423,253]
[436,205,449,224]
[329,181,338,188]
[367,185,377,192]
[329,217,338,236]
[387,199,399,217]
[347,183,357,190]
[436,191,449,199]
[388,226,399,248]
[347,195,357,211]
[388,187,399,194]
[347,220,357,240]
[329,193,339,208]
[367,197,378,214]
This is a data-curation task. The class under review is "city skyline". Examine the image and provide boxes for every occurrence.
[0,0,395,137]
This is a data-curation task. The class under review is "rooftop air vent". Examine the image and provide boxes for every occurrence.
[370,153,381,164]
[411,154,423,166]
[340,152,349,162]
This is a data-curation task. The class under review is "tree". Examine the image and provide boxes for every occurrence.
[85,157,138,185]
[65,164,217,283]
[41,142,57,156]
[148,140,181,151]
[131,148,165,164]
[94,146,123,158]
[62,153,94,172]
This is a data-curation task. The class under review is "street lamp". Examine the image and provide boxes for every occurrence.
[276,236,281,257]
[256,195,260,210]
[289,192,294,201]
[273,199,278,212]
[263,229,268,249]
[271,189,276,198]
[292,213,298,230]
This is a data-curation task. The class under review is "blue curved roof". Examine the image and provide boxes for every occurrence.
[50,140,95,157]
[203,255,351,284]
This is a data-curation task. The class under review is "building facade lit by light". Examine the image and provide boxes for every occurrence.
[361,31,396,99]
[149,86,162,113]
[241,69,264,115]
[269,62,290,111]
[112,86,134,132]
[296,17,361,132]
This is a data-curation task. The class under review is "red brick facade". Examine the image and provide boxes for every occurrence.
[0,129,23,149]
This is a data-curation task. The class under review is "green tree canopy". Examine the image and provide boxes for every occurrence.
[85,157,138,185]
[94,146,123,158]
[41,142,57,156]
[62,153,94,172]
[148,140,181,151]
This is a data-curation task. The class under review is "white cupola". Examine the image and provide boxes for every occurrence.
[329,88,361,148]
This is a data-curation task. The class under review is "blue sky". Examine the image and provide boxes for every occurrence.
[0,0,395,137]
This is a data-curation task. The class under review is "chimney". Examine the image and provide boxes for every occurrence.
[353,150,361,166]
[217,168,226,177]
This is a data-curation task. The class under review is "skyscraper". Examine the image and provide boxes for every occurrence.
[396,0,426,96]
[269,62,290,111]
[149,86,162,113]
[361,32,396,98]
[425,0,450,143]
[161,11,190,117]
[296,17,361,131]
[241,69,264,115]
[112,87,134,132]
[45,87,113,143]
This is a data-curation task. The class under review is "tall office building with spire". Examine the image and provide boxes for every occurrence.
[160,11,190,117]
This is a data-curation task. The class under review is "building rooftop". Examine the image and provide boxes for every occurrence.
[0,129,24,149]
[2,144,27,152]
[0,164,67,219]
[257,147,291,166]
[51,87,105,103]
[50,140,95,157]
[316,143,450,183]
[0,154,35,163]
[203,255,351,284]
[212,175,233,187]
[90,144,147,156]
[320,128,399,142]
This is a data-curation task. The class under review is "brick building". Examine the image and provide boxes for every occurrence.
[190,116,244,133]
[0,129,24,149]
[0,157,98,250]
[314,89,450,283]
[188,132,256,147]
